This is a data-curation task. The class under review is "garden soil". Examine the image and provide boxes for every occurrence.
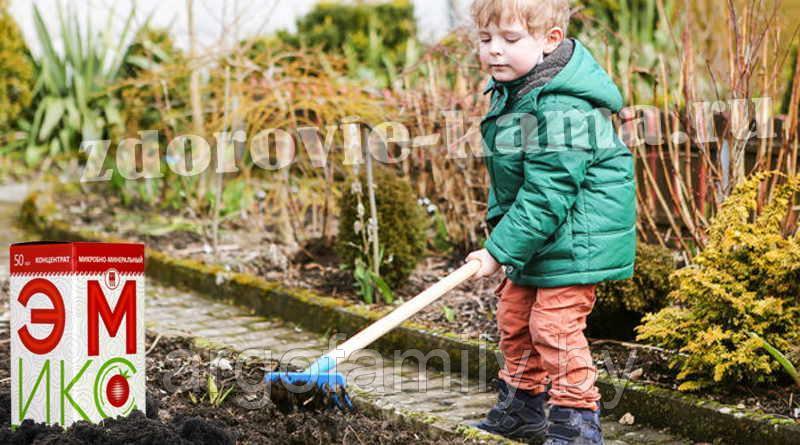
[0,330,479,444]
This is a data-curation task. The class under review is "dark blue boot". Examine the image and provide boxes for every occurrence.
[543,404,604,445]
[472,380,548,442]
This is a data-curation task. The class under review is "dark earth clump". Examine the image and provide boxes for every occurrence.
[0,405,233,444]
[0,329,477,444]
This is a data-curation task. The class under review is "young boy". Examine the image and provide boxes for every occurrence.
[464,0,636,444]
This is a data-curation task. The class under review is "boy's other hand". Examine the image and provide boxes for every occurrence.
[465,248,501,279]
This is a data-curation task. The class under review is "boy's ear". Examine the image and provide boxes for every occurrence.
[542,27,565,55]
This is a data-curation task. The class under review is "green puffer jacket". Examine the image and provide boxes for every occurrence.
[481,38,636,287]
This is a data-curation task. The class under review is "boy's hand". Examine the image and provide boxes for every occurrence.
[465,248,501,279]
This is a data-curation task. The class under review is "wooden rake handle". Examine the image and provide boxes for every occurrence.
[319,259,482,371]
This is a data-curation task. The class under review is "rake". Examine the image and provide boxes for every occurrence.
[265,259,482,409]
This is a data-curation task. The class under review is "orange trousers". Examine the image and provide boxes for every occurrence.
[494,275,601,411]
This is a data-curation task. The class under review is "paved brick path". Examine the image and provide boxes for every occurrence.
[0,187,696,444]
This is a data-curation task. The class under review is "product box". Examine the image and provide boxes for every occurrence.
[9,241,145,426]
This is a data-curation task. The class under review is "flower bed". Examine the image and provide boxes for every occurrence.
[0,328,492,444]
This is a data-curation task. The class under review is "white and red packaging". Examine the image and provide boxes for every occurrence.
[9,241,146,426]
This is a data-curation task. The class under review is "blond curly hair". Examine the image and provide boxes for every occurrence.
[470,0,571,37]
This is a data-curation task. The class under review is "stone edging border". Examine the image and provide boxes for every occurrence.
[19,191,800,445]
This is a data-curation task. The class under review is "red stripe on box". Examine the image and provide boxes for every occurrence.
[73,242,145,274]
[9,242,146,275]
[9,243,74,274]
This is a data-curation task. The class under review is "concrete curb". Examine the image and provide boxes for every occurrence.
[20,191,800,445]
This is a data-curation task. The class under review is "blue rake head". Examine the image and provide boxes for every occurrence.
[265,355,352,410]
[265,371,352,410]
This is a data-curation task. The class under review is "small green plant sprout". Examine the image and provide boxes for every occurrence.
[189,374,234,407]
[441,305,457,323]
[749,332,800,388]
[353,248,394,305]
[207,374,234,407]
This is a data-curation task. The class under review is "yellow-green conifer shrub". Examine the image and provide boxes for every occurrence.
[336,167,426,290]
[0,0,34,131]
[636,171,800,391]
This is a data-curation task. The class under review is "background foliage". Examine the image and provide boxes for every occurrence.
[276,0,417,86]
[0,0,35,136]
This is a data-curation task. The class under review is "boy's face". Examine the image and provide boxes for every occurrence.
[477,16,562,82]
